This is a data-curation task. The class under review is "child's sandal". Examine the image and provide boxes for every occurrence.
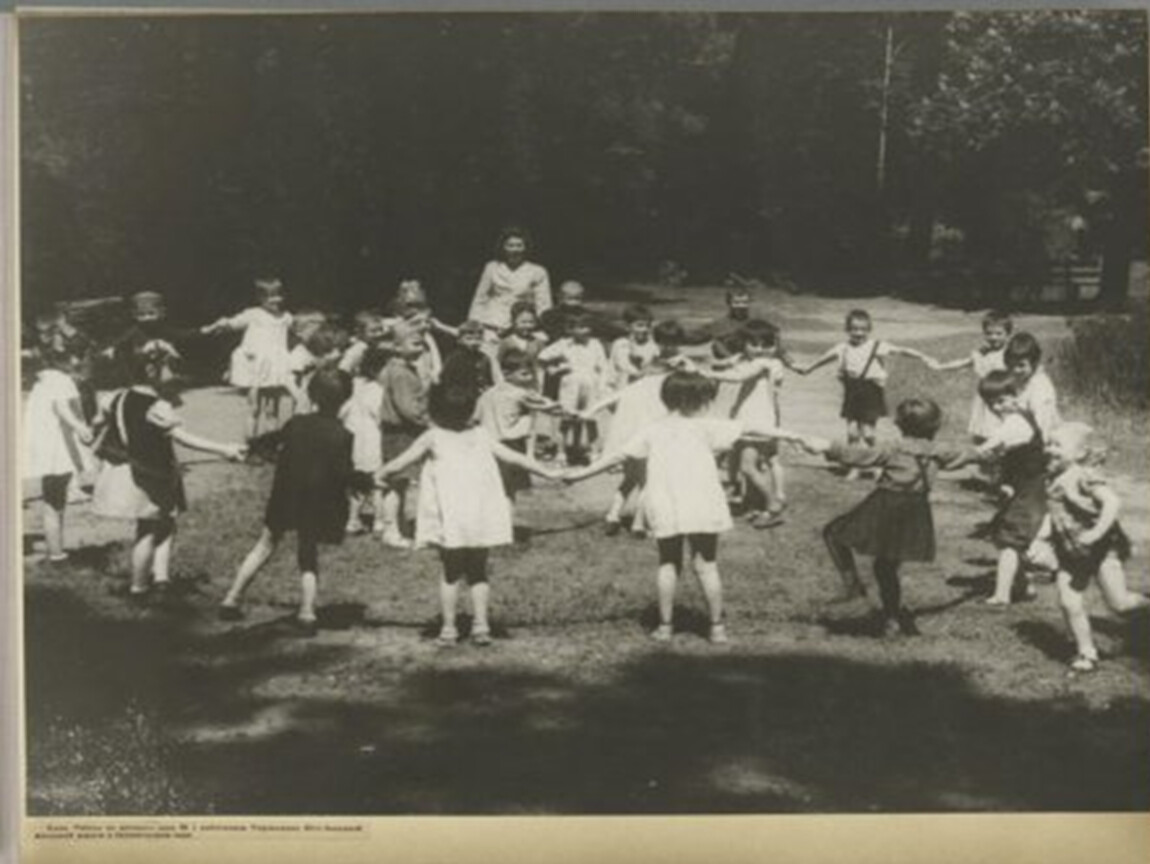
[1069,655,1098,673]
[651,624,673,642]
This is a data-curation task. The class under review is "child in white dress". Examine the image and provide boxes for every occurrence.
[608,304,660,389]
[566,371,801,643]
[202,277,294,442]
[377,382,558,646]
[23,350,94,561]
[1004,332,1060,442]
[537,309,610,465]
[929,310,1013,444]
[343,346,389,535]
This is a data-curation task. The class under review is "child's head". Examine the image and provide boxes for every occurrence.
[495,226,530,265]
[499,347,536,388]
[457,319,486,353]
[255,277,285,313]
[305,324,351,367]
[308,367,353,416]
[130,291,166,325]
[623,304,653,342]
[844,309,873,344]
[291,309,327,344]
[1045,422,1104,474]
[894,398,943,440]
[429,382,479,431]
[981,310,1013,350]
[360,345,392,381]
[726,286,752,319]
[660,370,717,416]
[565,309,593,342]
[1004,332,1041,382]
[741,319,779,358]
[509,301,538,337]
[978,369,1020,417]
[128,339,180,387]
[653,320,685,359]
[396,279,428,308]
[354,309,388,345]
[393,322,426,359]
[558,280,586,308]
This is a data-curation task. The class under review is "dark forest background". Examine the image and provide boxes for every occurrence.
[19,11,1150,323]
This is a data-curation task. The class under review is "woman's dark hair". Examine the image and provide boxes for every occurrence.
[1004,332,1042,367]
[360,345,392,380]
[978,369,1019,405]
[652,320,685,348]
[895,398,943,440]
[308,368,353,415]
[660,370,717,414]
[494,225,531,260]
[429,382,479,431]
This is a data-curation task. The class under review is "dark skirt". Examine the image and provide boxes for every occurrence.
[265,479,348,544]
[990,475,1047,551]
[1054,523,1132,588]
[840,378,888,425]
[498,437,531,497]
[826,488,936,562]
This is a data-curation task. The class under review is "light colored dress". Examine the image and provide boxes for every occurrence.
[728,357,784,430]
[343,378,384,473]
[622,415,743,538]
[609,337,660,389]
[537,337,609,413]
[23,369,93,479]
[468,261,552,332]
[1016,367,1060,442]
[415,427,513,549]
[967,346,1006,439]
[602,373,668,456]
[226,307,294,389]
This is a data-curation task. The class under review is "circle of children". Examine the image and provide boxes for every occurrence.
[23,227,1148,670]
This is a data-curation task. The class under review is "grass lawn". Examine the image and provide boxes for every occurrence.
[22,285,1150,815]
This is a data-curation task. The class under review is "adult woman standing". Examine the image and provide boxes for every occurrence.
[468,227,552,340]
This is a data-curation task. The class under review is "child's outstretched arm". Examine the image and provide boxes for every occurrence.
[790,346,838,376]
[491,440,562,480]
[200,315,241,336]
[53,400,93,444]
[430,318,459,338]
[739,423,805,445]
[171,427,246,461]
[928,355,974,372]
[885,343,938,366]
[579,388,625,420]
[704,359,762,383]
[563,450,627,483]
[376,431,433,483]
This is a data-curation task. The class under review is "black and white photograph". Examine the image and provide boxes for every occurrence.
[13,6,1150,823]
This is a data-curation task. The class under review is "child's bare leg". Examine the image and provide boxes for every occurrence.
[740,448,780,524]
[150,518,176,585]
[988,548,1021,605]
[297,531,320,624]
[130,520,159,594]
[467,550,492,639]
[655,537,683,635]
[246,388,260,441]
[438,549,464,640]
[380,486,410,548]
[370,489,386,535]
[823,518,867,600]
[1057,570,1098,662]
[691,535,726,642]
[347,490,365,532]
[844,421,862,479]
[767,455,787,510]
[41,491,67,560]
[222,527,279,608]
[1095,556,1150,614]
[859,423,877,447]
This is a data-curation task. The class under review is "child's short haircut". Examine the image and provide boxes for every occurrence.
[309,368,353,414]
[982,310,1014,334]
[845,309,872,329]
[429,382,479,431]
[305,324,350,358]
[660,370,718,414]
[712,331,743,360]
[131,291,166,320]
[1004,332,1042,367]
[499,347,533,376]
[978,369,1019,405]
[495,225,531,259]
[255,276,284,298]
[1050,422,1106,466]
[458,319,486,338]
[623,304,653,325]
[127,339,179,384]
[652,320,685,348]
[396,279,428,306]
[360,345,392,380]
[895,398,943,440]
[389,295,430,319]
[565,309,592,331]
[353,309,384,337]
[509,300,537,324]
[742,319,779,348]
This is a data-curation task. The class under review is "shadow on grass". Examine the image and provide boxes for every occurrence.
[26,580,1150,817]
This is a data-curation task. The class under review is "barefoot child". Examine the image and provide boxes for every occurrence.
[219,369,354,634]
[566,370,802,643]
[793,309,936,463]
[971,370,1048,606]
[1030,422,1149,672]
[23,349,95,562]
[804,399,963,635]
[377,382,559,646]
[201,277,295,441]
[93,341,246,600]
